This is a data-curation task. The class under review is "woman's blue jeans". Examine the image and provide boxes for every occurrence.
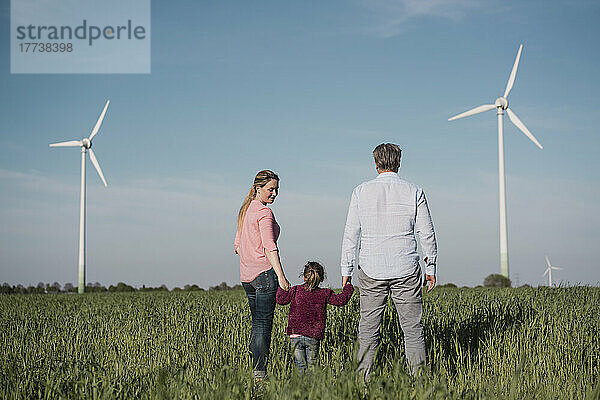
[242,268,277,378]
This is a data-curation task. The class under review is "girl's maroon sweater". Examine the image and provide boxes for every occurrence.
[276,283,354,340]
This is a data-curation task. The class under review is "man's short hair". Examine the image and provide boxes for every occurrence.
[373,143,402,172]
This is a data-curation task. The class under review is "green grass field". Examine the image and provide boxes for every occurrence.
[1,287,599,399]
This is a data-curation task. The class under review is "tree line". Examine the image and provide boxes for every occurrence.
[0,281,242,294]
[1,274,514,295]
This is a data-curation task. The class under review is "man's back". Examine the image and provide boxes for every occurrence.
[340,143,437,378]
[341,172,437,280]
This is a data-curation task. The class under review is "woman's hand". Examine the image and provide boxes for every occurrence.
[278,275,290,291]
[265,249,290,290]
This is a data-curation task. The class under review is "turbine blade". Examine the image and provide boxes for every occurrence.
[89,149,108,187]
[49,140,82,147]
[506,108,543,149]
[545,256,551,268]
[542,269,549,277]
[552,266,563,270]
[504,44,523,98]
[448,104,496,121]
[89,100,110,141]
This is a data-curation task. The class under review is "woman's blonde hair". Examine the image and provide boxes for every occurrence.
[237,170,279,231]
[303,261,325,291]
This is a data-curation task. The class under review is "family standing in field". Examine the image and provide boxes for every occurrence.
[234,143,438,381]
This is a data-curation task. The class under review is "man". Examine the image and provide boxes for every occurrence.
[340,143,437,378]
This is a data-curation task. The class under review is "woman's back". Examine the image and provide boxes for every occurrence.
[236,200,280,282]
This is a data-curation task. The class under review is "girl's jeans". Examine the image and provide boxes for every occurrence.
[290,335,320,374]
[242,268,277,378]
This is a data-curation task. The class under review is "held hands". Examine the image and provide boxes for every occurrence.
[278,275,290,291]
[341,276,352,287]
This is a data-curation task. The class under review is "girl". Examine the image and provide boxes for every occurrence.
[276,261,354,374]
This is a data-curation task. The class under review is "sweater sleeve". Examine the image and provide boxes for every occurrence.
[276,286,293,305]
[327,283,354,306]
[257,208,278,252]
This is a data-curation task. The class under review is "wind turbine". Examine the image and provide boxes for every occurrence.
[543,256,563,287]
[50,100,110,294]
[448,44,543,279]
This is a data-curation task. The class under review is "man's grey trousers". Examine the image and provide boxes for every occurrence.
[357,266,426,377]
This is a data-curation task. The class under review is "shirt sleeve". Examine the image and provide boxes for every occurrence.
[234,229,240,253]
[257,207,278,252]
[327,283,354,306]
[276,286,292,305]
[415,188,438,276]
[340,187,361,277]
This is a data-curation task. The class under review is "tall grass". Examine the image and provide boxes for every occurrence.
[1,287,598,399]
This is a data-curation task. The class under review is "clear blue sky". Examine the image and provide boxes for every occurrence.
[1,0,598,288]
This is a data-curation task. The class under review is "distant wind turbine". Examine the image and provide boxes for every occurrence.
[448,44,543,279]
[49,100,110,294]
[543,256,563,287]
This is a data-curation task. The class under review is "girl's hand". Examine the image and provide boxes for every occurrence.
[278,276,290,291]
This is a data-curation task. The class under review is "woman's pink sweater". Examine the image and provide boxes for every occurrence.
[235,200,280,283]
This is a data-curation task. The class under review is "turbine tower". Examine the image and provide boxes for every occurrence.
[50,100,110,294]
[543,256,563,287]
[448,44,543,279]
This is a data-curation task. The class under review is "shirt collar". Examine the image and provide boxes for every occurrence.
[376,171,399,179]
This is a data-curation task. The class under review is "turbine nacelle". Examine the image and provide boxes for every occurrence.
[49,99,110,188]
[447,44,543,150]
[495,97,508,110]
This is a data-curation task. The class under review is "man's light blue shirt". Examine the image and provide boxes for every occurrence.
[340,172,438,279]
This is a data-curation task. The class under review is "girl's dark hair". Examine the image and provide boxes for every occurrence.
[303,261,325,291]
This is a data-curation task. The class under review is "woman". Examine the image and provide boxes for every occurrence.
[234,170,290,380]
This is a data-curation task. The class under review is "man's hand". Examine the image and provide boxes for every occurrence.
[342,276,352,287]
[425,274,436,293]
